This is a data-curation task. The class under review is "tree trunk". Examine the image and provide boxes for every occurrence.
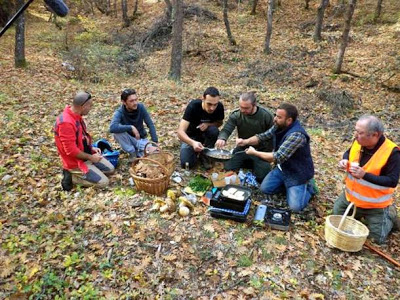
[263,0,275,54]
[250,0,258,15]
[169,0,183,81]
[15,0,26,68]
[313,0,329,42]
[373,0,383,22]
[223,0,236,45]
[133,0,139,16]
[333,0,357,74]
[121,0,130,27]
[164,0,173,21]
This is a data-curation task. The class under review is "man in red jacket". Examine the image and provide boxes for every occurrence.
[54,91,115,190]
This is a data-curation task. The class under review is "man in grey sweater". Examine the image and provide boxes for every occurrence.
[109,89,158,161]
[215,92,274,182]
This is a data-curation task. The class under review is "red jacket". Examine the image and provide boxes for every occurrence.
[54,106,92,173]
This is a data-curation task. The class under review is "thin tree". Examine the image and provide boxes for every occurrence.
[121,0,130,27]
[133,0,139,16]
[15,0,26,68]
[313,0,329,42]
[263,0,275,54]
[333,0,357,74]
[169,0,183,81]
[250,0,258,15]
[223,0,236,45]
[164,0,173,20]
[373,0,383,22]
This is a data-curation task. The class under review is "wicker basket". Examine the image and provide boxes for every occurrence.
[325,202,369,252]
[129,157,170,196]
[144,142,175,176]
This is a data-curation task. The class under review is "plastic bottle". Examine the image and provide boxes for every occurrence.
[238,169,245,186]
[184,162,191,176]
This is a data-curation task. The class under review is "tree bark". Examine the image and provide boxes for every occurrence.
[263,0,275,54]
[15,0,26,68]
[121,0,130,27]
[333,0,357,74]
[313,0,329,42]
[223,0,236,45]
[164,0,173,21]
[373,0,383,22]
[169,0,183,81]
[250,0,258,15]
[133,0,139,16]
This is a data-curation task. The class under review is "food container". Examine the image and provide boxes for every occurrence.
[210,184,251,211]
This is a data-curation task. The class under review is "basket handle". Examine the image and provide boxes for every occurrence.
[337,202,357,230]
[144,141,161,156]
[131,157,169,175]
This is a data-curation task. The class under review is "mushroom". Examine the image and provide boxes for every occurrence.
[178,206,190,217]
[165,197,176,212]
[178,196,194,210]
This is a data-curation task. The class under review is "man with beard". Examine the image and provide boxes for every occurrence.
[237,103,315,212]
[109,88,158,161]
[215,92,274,182]
[177,87,224,169]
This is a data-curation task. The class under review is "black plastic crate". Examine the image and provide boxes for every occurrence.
[210,185,251,211]
[209,200,251,223]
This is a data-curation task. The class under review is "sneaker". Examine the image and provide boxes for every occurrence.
[61,169,73,191]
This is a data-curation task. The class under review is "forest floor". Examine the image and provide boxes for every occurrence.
[1,0,400,299]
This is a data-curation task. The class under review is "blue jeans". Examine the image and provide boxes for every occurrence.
[180,125,219,168]
[260,167,313,212]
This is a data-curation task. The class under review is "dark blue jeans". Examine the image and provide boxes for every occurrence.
[180,125,219,168]
[260,167,313,212]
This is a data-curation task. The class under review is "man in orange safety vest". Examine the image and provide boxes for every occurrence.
[333,115,400,244]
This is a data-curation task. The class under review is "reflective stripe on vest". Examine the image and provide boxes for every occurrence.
[345,138,398,209]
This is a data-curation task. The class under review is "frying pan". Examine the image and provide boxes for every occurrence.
[202,148,246,161]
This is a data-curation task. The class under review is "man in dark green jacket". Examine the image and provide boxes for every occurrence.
[215,92,274,182]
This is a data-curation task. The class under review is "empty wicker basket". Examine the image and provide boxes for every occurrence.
[325,202,369,252]
[129,157,170,196]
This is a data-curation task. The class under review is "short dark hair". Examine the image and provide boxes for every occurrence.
[278,103,298,122]
[203,87,220,98]
[121,89,136,101]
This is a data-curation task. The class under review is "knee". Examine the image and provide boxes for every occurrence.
[206,126,219,138]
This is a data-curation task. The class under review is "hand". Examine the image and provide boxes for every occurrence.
[236,138,246,147]
[131,126,140,139]
[349,165,365,179]
[215,139,226,149]
[192,141,204,152]
[245,146,256,156]
[338,159,348,170]
[197,123,209,132]
[90,153,102,163]
[92,147,102,155]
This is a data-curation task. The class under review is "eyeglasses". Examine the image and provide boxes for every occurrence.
[81,92,92,106]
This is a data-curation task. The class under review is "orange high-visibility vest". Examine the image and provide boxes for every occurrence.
[345,138,398,209]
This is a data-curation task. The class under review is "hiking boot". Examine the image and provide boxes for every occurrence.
[389,205,400,232]
[61,169,73,191]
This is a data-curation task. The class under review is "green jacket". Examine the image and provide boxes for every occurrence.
[218,106,274,151]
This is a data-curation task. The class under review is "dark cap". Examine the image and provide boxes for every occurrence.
[73,91,92,106]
